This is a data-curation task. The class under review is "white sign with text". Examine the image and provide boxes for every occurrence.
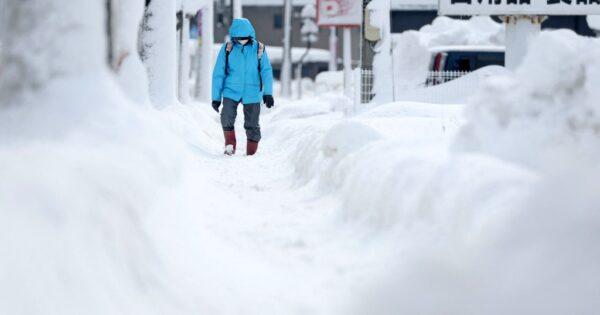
[439,0,600,16]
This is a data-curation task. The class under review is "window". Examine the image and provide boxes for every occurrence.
[274,14,282,29]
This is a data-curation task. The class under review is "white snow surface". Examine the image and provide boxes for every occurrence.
[1,12,600,315]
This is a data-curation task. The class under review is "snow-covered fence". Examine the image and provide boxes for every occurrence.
[425,70,470,87]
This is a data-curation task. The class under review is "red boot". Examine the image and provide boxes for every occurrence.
[246,140,259,156]
[224,130,236,155]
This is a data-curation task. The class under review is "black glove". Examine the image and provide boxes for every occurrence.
[263,95,274,108]
[212,100,221,113]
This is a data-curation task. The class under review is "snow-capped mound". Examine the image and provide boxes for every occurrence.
[456,30,600,171]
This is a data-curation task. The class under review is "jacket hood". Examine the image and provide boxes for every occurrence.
[229,18,256,39]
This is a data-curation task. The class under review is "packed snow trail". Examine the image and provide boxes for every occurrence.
[168,96,465,313]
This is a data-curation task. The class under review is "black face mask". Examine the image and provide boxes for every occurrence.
[234,37,252,44]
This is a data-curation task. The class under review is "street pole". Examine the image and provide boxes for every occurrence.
[281,0,293,98]
[329,26,337,71]
[360,0,375,103]
[195,4,214,102]
[296,42,311,99]
[504,15,543,71]
[178,6,192,104]
[232,0,242,18]
[343,27,351,97]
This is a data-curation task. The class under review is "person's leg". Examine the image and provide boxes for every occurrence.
[221,98,239,155]
[243,104,261,155]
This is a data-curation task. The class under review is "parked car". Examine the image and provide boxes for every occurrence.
[426,45,505,85]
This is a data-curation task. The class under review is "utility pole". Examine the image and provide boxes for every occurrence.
[177,5,192,104]
[343,28,351,97]
[360,0,375,103]
[297,3,318,99]
[194,3,214,102]
[280,0,293,98]
[329,26,337,71]
[232,0,242,18]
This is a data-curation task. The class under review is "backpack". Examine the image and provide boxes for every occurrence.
[225,41,265,91]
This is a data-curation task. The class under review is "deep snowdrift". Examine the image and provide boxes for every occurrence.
[291,30,600,314]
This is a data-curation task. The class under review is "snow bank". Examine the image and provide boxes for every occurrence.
[0,2,296,314]
[315,70,343,93]
[456,30,600,171]
[291,30,600,314]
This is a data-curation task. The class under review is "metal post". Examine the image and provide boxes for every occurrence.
[504,15,543,71]
[178,7,192,103]
[343,27,352,97]
[194,4,214,102]
[232,0,242,18]
[329,26,337,71]
[360,0,374,103]
[280,0,293,97]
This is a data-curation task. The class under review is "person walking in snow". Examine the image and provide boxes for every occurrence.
[211,18,274,156]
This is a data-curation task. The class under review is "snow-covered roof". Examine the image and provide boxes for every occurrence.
[391,0,437,10]
[238,0,438,10]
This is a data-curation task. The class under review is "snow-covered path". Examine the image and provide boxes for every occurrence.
[190,106,371,313]
[175,97,465,313]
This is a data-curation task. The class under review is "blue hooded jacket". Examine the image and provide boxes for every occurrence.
[212,18,273,105]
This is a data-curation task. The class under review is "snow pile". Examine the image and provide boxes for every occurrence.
[0,2,296,314]
[314,70,343,93]
[391,16,504,90]
[358,32,600,315]
[291,30,600,314]
[457,30,600,170]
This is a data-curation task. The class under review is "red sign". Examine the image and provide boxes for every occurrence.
[317,0,362,27]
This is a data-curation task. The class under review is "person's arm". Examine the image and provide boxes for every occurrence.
[260,48,273,96]
[212,44,227,102]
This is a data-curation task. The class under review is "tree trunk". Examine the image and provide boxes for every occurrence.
[140,0,178,108]
[110,0,151,105]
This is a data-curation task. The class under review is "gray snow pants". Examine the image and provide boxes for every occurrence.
[221,98,261,142]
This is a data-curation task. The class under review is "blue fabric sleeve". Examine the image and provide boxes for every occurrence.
[212,44,227,102]
[260,49,274,96]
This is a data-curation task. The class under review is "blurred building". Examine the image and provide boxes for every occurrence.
[212,0,596,78]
